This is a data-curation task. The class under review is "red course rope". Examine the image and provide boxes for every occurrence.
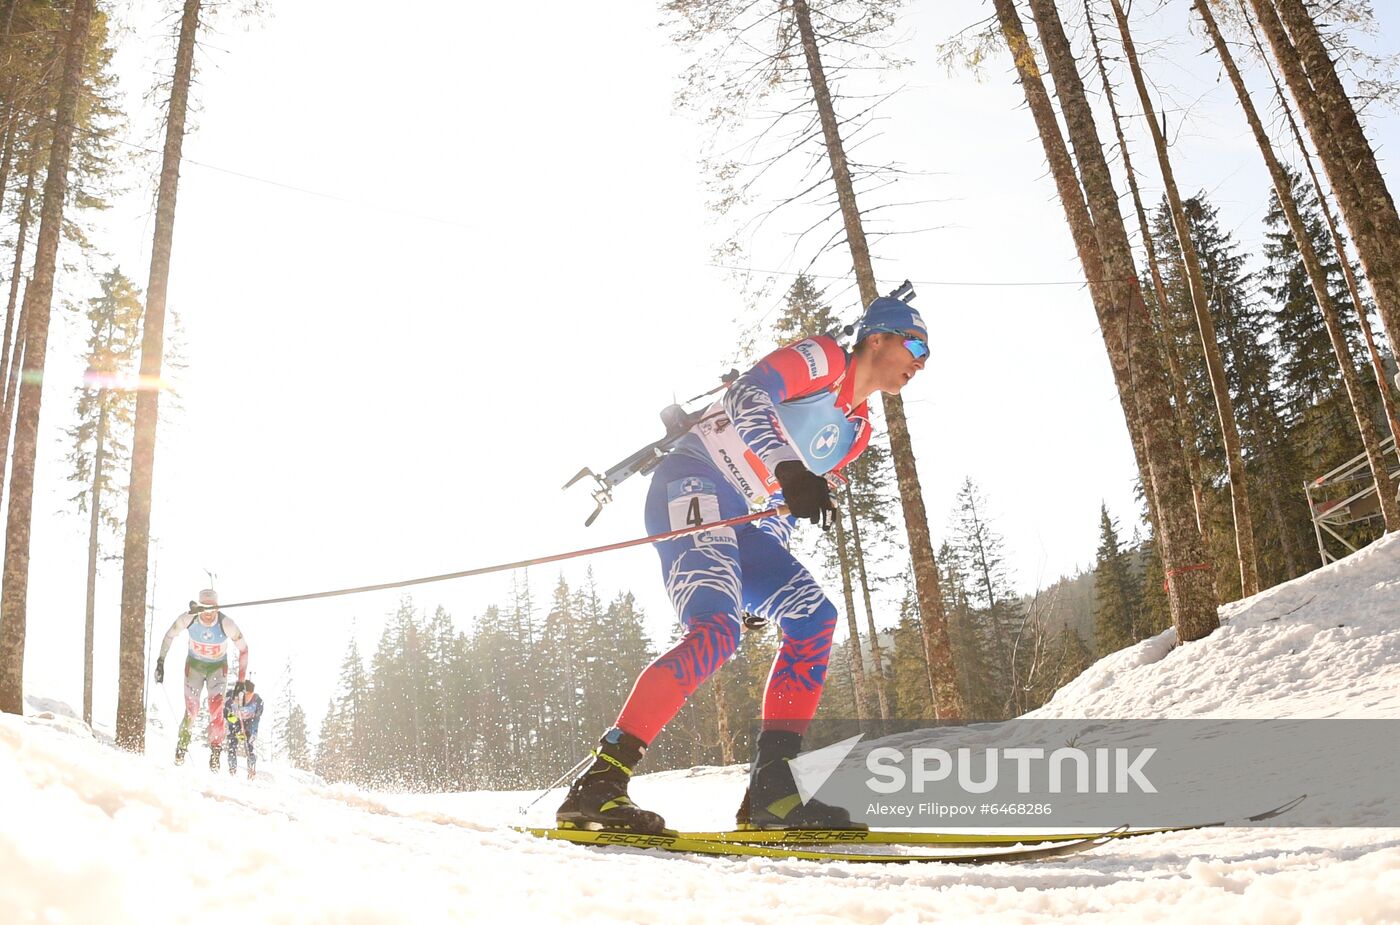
[215,508,785,611]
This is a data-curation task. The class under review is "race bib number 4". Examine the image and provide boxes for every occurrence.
[667,477,721,531]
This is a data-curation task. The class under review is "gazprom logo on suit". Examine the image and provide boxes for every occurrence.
[810,424,842,460]
[794,340,828,379]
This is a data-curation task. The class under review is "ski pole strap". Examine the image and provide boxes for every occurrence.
[213,507,787,611]
[1162,561,1213,592]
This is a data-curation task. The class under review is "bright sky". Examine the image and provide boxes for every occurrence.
[15,0,1400,735]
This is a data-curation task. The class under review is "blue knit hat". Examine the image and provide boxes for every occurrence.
[855,296,927,343]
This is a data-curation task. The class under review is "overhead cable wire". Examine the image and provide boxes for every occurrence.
[709,263,1136,287]
[8,102,479,230]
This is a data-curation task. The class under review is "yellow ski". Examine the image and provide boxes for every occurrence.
[516,825,1120,864]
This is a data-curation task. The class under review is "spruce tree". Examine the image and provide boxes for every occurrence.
[1264,171,1370,474]
[1136,535,1173,639]
[771,273,844,345]
[466,604,519,787]
[1151,192,1301,595]
[364,601,422,788]
[67,269,143,725]
[423,605,459,789]
[1092,505,1136,656]
[536,576,585,771]
[888,582,934,720]
[282,700,311,772]
[947,477,1021,710]
[326,636,369,785]
[271,659,311,772]
[938,540,1000,720]
[314,697,341,781]
[579,590,655,739]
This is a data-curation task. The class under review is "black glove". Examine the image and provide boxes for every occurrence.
[742,611,770,631]
[232,681,245,696]
[774,460,834,529]
[154,657,165,684]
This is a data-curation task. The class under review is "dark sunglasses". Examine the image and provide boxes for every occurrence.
[903,336,930,361]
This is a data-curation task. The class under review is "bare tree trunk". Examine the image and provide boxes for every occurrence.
[1023,0,1219,640]
[1194,0,1395,532]
[0,103,15,220]
[1245,0,1400,350]
[143,554,157,715]
[1107,0,1259,596]
[1275,0,1400,339]
[0,0,18,57]
[0,158,36,450]
[116,0,203,748]
[845,482,889,720]
[0,0,93,716]
[1082,0,1211,540]
[990,0,1166,544]
[1321,189,1400,446]
[711,669,734,765]
[83,398,108,726]
[1337,228,1400,444]
[832,505,869,721]
[1243,12,1400,447]
[993,0,1212,630]
[790,0,965,718]
[0,293,25,497]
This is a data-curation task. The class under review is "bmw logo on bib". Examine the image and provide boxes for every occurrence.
[810,424,842,460]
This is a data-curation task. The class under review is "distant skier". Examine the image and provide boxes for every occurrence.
[224,680,264,779]
[557,294,930,834]
[154,589,250,770]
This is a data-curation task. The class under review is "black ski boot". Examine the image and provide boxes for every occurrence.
[555,728,669,834]
[209,745,222,773]
[735,730,866,831]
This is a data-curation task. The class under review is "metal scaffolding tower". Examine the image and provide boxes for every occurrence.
[1304,433,1399,565]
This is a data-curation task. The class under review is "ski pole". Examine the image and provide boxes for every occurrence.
[211,506,788,611]
[517,752,595,818]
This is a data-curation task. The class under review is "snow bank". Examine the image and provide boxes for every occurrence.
[1038,532,1400,720]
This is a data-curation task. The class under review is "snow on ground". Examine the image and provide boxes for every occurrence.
[4,535,1400,924]
[1037,531,1400,720]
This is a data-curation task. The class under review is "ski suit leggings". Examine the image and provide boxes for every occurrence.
[227,727,257,771]
[615,452,839,744]
[181,658,228,748]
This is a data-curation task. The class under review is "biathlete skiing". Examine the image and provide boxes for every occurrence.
[154,588,250,770]
[557,292,929,834]
[224,679,264,779]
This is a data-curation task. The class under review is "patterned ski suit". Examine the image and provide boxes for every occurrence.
[158,610,249,749]
[225,692,264,772]
[616,334,872,743]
